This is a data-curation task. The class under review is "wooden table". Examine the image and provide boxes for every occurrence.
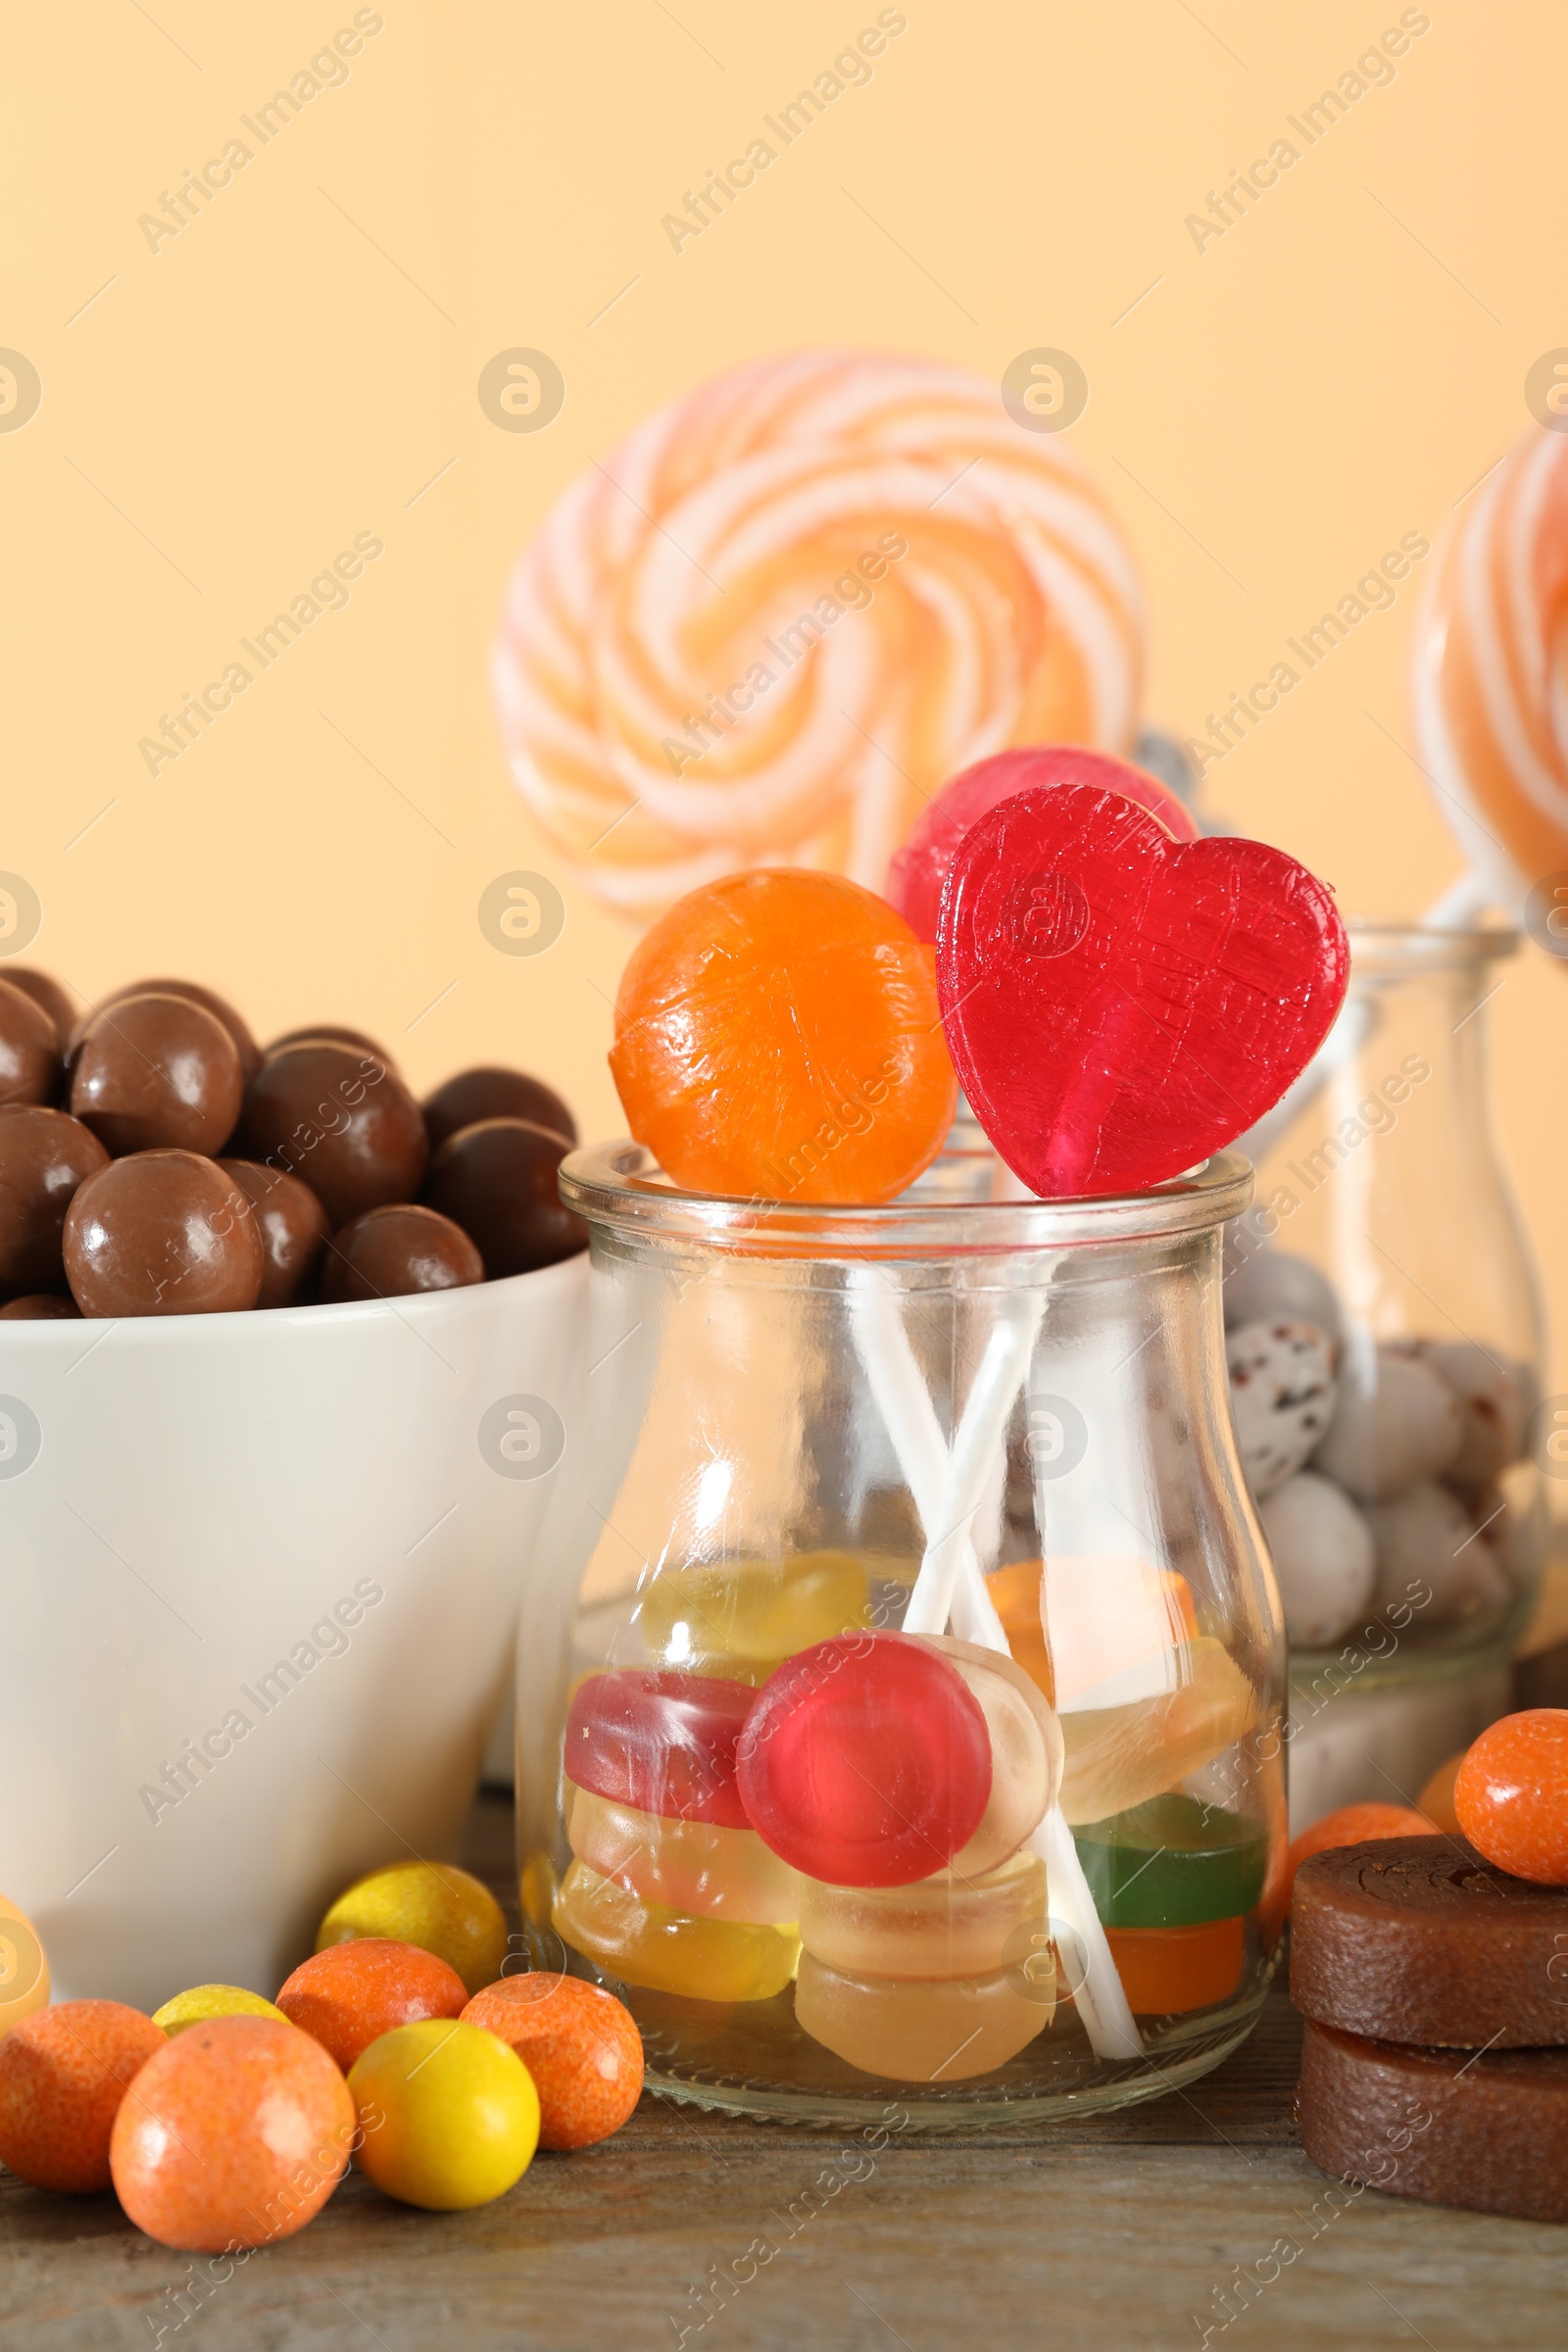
[3,1794,1560,2352]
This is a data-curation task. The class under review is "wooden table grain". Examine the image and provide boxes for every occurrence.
[3,1793,1561,2352]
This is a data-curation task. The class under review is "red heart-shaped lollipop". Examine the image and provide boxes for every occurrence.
[937,783,1348,1198]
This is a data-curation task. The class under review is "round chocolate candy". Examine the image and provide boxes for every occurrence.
[0,1293,81,1319]
[267,1024,397,1070]
[85,979,260,1080]
[63,1152,266,1316]
[0,979,61,1109]
[70,993,244,1158]
[420,1119,587,1279]
[422,1067,575,1151]
[0,1104,112,1294]
[237,1043,427,1229]
[0,967,75,1052]
[319,1203,483,1304]
[219,1158,330,1309]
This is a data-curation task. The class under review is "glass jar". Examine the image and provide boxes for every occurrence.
[515,1145,1287,2129]
[1227,924,1546,1691]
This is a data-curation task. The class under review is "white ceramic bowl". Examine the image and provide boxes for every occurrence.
[0,1257,585,2008]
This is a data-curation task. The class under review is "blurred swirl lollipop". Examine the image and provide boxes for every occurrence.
[492,349,1145,921]
[1411,428,1568,924]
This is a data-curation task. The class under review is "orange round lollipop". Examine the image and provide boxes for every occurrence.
[610,869,956,1201]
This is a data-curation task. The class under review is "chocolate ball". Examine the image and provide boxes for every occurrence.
[422,1066,576,1151]
[320,1203,483,1304]
[0,979,61,1109]
[237,1044,427,1229]
[1,967,76,1052]
[268,1024,397,1071]
[87,979,260,1080]
[421,1118,587,1278]
[63,1152,266,1317]
[0,1104,111,1294]
[0,1293,81,1319]
[70,993,243,1158]
[219,1158,330,1309]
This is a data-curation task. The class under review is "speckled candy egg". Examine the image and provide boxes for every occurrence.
[1222,1249,1342,1344]
[1313,1348,1463,1502]
[1257,1470,1376,1647]
[1415,1342,1529,1490]
[1367,1481,1510,1619]
[1227,1318,1338,1499]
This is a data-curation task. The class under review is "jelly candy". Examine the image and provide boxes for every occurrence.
[794,1951,1052,2080]
[1073,1794,1268,1928]
[927,1635,1061,1875]
[553,1858,800,2000]
[798,1849,1048,1984]
[566,1787,804,1925]
[639,1550,871,1684]
[1454,1708,1568,1885]
[885,746,1198,944]
[935,782,1349,1198]
[736,1632,992,1886]
[987,1555,1199,1712]
[609,869,956,1203]
[564,1669,756,1827]
[1104,1918,1245,2015]
[1056,1637,1258,1825]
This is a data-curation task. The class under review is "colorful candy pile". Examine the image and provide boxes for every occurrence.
[0,969,584,1316]
[1221,1247,1533,1646]
[0,1862,642,2249]
[1290,1708,1568,2225]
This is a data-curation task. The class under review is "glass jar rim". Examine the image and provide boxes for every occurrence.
[559,1142,1254,1257]
[1345,919,1520,975]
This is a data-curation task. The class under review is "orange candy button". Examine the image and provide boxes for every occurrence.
[0,1999,165,2193]
[610,870,956,1203]
[110,2016,355,2252]
[1455,1708,1568,1885]
[463,1973,644,2150]
[1105,1918,1245,2016]
[276,1936,469,2073]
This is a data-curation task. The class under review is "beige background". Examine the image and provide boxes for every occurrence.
[4,0,1566,1369]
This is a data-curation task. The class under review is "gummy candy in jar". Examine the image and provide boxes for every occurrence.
[520,795,1347,2124]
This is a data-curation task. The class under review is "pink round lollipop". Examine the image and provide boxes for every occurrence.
[564,1670,757,1828]
[736,1633,992,1887]
[886,746,1199,943]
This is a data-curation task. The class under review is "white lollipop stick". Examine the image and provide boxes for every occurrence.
[847,1271,1008,1648]
[847,1271,1142,2057]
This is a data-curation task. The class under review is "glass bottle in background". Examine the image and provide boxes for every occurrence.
[1225,924,1545,1688]
[516,1145,1287,2129]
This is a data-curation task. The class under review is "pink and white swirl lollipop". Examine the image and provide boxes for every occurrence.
[1411,427,1568,918]
[492,350,1145,920]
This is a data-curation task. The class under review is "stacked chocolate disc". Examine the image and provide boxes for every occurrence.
[1291,1835,1568,2222]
